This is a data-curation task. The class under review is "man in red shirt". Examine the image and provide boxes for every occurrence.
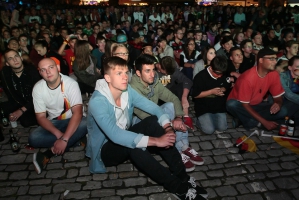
[226,48,287,130]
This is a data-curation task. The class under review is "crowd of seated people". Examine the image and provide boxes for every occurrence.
[0,3,299,199]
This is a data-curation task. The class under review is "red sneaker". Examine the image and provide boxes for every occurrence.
[183,147,204,166]
[184,116,194,130]
[181,153,195,172]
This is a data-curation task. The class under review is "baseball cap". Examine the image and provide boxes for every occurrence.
[117,34,127,43]
[257,48,277,61]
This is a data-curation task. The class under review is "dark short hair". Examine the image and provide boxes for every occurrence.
[4,49,20,61]
[34,40,48,50]
[240,39,253,49]
[160,56,176,75]
[288,56,299,67]
[229,47,242,56]
[135,54,156,72]
[220,36,233,46]
[257,48,277,62]
[103,56,128,75]
[210,56,227,73]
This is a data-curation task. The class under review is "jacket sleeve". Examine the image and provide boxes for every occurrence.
[193,59,205,79]
[280,72,299,105]
[171,69,193,90]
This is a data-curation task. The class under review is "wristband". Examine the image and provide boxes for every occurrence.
[19,108,25,114]
[59,136,68,143]
[63,41,68,45]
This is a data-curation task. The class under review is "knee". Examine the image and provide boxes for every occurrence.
[226,99,239,111]
[201,126,215,134]
[161,102,175,120]
[28,132,38,147]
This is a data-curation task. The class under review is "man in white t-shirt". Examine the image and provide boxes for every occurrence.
[29,58,87,174]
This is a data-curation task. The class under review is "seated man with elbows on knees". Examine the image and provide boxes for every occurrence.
[29,58,87,174]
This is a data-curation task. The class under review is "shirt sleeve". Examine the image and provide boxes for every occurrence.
[234,78,252,103]
[269,71,285,98]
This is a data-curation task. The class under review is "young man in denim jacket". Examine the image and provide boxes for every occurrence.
[280,56,299,122]
[86,57,208,200]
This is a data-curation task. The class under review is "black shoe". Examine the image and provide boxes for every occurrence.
[187,177,208,199]
[172,188,207,200]
[33,152,50,174]
[232,117,242,128]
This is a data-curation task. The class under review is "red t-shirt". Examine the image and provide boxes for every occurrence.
[63,49,75,74]
[227,66,285,105]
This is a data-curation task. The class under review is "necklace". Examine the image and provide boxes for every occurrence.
[14,68,24,74]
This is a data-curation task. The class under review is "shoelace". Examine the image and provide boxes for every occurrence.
[188,149,199,156]
[181,154,190,164]
[188,177,197,188]
[186,188,197,200]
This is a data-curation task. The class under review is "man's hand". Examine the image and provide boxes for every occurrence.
[211,87,224,96]
[156,132,176,148]
[52,139,68,155]
[9,109,23,121]
[172,118,187,132]
[230,72,240,78]
[270,102,281,114]
[262,120,279,130]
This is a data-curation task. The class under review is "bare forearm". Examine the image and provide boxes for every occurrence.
[58,44,67,56]
[273,96,283,107]
[37,116,63,139]
[63,106,83,140]
[194,90,212,98]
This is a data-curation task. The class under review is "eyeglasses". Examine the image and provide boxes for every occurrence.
[113,52,129,56]
[212,69,223,75]
[188,43,195,46]
[263,57,277,61]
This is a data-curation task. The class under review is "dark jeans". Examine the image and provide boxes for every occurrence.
[0,101,37,127]
[283,99,299,122]
[28,117,87,149]
[226,99,288,129]
[101,116,189,193]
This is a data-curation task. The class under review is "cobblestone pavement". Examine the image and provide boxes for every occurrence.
[0,96,299,200]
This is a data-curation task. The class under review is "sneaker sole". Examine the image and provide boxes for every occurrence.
[171,193,208,200]
[190,160,204,166]
[185,166,195,172]
[33,153,41,175]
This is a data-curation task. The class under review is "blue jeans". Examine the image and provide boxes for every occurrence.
[28,117,87,149]
[283,99,299,122]
[132,102,189,152]
[226,99,288,130]
[196,113,227,134]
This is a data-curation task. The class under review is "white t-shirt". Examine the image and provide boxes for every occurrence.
[33,74,82,120]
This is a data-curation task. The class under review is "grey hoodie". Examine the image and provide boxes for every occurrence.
[95,79,131,130]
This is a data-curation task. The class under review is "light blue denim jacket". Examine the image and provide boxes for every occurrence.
[86,79,170,173]
[280,71,299,105]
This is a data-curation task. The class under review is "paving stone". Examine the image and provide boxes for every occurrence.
[116,188,136,196]
[224,167,247,176]
[64,191,90,199]
[237,194,263,200]
[76,175,92,182]
[206,170,223,177]
[124,177,147,187]
[0,154,26,164]
[29,179,52,185]
[245,182,267,193]
[138,186,164,195]
[215,186,238,197]
[246,173,265,181]
[149,193,175,200]
[67,169,78,178]
[199,135,217,141]
[206,188,217,198]
[242,153,260,160]
[266,172,280,178]
[41,194,60,200]
[109,173,119,179]
[273,177,299,189]
[46,169,66,178]
[264,191,293,200]
[52,178,75,184]
[117,164,134,172]
[291,189,299,199]
[199,141,213,150]
[227,154,243,161]
[52,183,82,193]
[63,151,85,161]
[188,136,201,142]
[0,187,18,197]
[11,180,28,186]
[280,162,299,170]
[223,176,248,185]
[244,165,255,173]
[280,170,296,176]
[93,173,108,181]
[208,164,224,170]
[264,180,276,190]
[64,161,88,168]
[17,195,41,200]
[252,164,269,172]
[202,156,214,164]
[214,155,228,163]
[266,150,283,157]
[119,171,139,178]
[124,197,147,200]
[236,184,250,194]
[102,179,123,187]
[201,179,222,187]
[221,198,236,200]
[0,172,8,180]
[17,186,29,195]
[280,155,298,162]
[5,164,27,171]
[255,159,269,164]
[0,165,7,171]
[28,186,52,195]
[9,171,29,180]
[267,163,282,171]
[212,149,230,156]
[212,140,233,148]
[46,163,63,170]
[83,181,102,190]
[189,172,207,181]
[91,189,115,198]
